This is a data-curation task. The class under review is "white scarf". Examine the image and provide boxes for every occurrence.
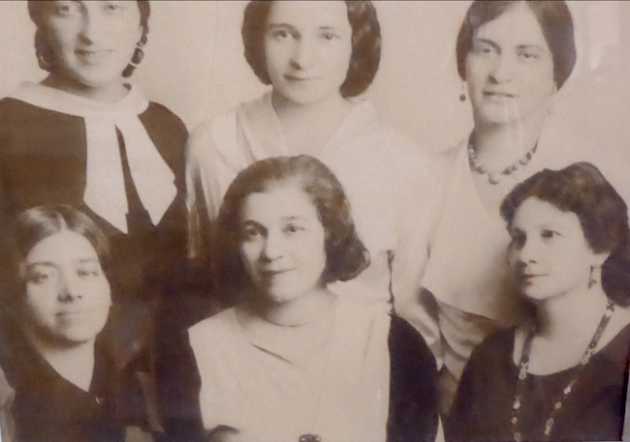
[9,82,177,234]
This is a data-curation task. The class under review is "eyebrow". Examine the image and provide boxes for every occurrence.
[26,258,100,268]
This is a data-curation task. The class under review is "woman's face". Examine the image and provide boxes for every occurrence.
[465,3,557,127]
[264,1,353,105]
[40,1,142,90]
[22,230,111,346]
[508,198,607,302]
[239,183,327,305]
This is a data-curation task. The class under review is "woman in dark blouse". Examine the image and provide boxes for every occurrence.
[447,162,630,442]
[0,205,158,442]
[0,1,188,307]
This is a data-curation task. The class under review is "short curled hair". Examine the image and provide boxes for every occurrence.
[215,155,370,304]
[2,205,110,307]
[456,0,576,89]
[501,162,630,306]
[27,1,151,76]
[242,1,381,98]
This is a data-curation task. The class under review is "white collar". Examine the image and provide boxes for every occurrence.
[9,82,177,234]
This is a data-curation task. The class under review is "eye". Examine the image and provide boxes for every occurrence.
[509,230,526,248]
[541,230,559,240]
[104,2,127,13]
[321,32,338,41]
[472,42,498,57]
[284,224,304,235]
[54,2,81,16]
[270,29,293,40]
[26,268,57,285]
[77,266,102,279]
[241,225,263,242]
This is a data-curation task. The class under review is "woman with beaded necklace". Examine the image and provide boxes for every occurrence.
[446,162,630,441]
[415,0,630,414]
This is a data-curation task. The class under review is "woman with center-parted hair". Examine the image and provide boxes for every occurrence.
[165,155,438,442]
[0,205,161,442]
[0,0,188,318]
[186,1,442,328]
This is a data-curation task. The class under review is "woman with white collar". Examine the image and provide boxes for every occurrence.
[0,1,187,309]
[186,1,442,347]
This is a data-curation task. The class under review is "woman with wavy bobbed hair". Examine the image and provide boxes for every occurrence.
[165,156,438,442]
[447,162,630,441]
[186,1,441,322]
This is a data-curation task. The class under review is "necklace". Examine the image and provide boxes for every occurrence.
[511,299,616,442]
[467,138,538,185]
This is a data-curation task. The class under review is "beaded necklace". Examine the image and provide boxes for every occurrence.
[467,137,538,185]
[511,299,616,442]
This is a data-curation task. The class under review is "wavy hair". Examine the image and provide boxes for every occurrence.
[242,0,381,98]
[215,155,370,305]
[501,162,630,306]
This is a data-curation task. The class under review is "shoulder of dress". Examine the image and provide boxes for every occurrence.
[188,309,236,342]
[144,101,188,136]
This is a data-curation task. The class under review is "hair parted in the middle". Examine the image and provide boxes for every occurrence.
[242,0,381,98]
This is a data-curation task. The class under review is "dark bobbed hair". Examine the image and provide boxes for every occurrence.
[215,155,370,304]
[501,162,630,306]
[242,0,381,98]
[3,205,110,307]
[27,1,151,77]
[456,0,576,89]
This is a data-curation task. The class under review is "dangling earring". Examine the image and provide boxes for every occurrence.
[123,32,148,78]
[459,82,467,102]
[589,265,598,288]
[35,30,55,71]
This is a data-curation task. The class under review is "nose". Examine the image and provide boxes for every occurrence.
[261,231,285,262]
[488,53,515,84]
[79,7,107,44]
[515,237,540,266]
[290,37,317,70]
[58,272,83,302]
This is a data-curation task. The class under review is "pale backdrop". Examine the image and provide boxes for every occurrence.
[0,1,629,152]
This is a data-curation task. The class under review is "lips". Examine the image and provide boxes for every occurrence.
[483,90,516,98]
[285,75,317,82]
[76,49,112,62]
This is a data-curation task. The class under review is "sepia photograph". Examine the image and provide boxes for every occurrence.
[0,1,629,441]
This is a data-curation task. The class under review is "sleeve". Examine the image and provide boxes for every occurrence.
[444,331,508,442]
[155,327,205,442]
[390,141,451,365]
[185,117,240,262]
[387,316,439,442]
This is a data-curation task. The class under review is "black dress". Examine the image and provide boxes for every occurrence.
[0,94,188,305]
[446,325,630,442]
[0,313,155,442]
[159,315,439,442]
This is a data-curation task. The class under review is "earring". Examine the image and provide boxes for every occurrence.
[589,265,598,288]
[123,33,148,78]
[459,83,467,102]
[35,30,55,71]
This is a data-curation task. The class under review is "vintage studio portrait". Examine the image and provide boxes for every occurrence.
[0,1,629,442]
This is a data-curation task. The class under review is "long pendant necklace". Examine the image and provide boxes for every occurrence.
[511,299,615,442]
[467,137,538,185]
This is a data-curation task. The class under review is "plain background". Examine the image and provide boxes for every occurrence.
[0,1,629,152]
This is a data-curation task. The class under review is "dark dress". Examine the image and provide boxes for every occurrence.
[0,313,155,442]
[0,96,188,305]
[446,325,630,442]
[160,315,439,442]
